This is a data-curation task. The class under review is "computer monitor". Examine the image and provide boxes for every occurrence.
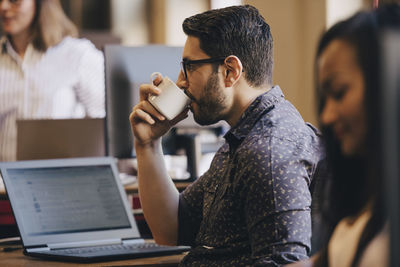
[104,45,183,158]
[381,30,400,267]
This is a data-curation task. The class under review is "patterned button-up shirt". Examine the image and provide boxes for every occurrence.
[177,86,324,266]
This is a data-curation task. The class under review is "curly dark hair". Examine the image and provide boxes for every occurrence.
[182,5,273,87]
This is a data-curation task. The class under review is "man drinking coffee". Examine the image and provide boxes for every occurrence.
[129,5,324,266]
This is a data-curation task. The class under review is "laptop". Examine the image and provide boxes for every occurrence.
[16,118,105,161]
[0,157,190,263]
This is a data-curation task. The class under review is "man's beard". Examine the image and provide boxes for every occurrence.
[192,72,227,126]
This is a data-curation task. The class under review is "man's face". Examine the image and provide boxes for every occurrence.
[177,36,228,126]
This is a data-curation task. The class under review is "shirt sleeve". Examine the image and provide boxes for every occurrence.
[75,40,105,118]
[177,173,207,246]
[243,135,313,266]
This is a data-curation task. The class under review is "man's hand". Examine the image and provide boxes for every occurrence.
[128,74,184,245]
[129,74,189,147]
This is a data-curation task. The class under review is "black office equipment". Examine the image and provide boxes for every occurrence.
[0,157,189,263]
[381,30,400,267]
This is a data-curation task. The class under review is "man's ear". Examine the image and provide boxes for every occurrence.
[223,55,243,87]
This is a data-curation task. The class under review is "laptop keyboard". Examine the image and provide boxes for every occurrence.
[48,242,166,255]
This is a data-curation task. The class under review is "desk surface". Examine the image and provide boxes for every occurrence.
[0,247,185,266]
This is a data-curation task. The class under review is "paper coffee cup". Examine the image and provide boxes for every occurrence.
[148,72,191,120]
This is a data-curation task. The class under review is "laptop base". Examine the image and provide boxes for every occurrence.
[24,243,189,263]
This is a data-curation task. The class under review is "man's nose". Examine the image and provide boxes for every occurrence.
[176,70,188,90]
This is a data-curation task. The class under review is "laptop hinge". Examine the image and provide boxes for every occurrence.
[48,238,122,249]
[26,246,51,252]
[122,238,145,245]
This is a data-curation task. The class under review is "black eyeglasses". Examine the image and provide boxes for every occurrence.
[180,57,226,80]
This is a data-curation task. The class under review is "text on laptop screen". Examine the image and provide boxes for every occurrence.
[6,165,131,236]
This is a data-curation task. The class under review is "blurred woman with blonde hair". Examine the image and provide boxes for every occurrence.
[0,0,105,161]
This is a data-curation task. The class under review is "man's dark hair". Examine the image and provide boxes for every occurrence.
[182,5,273,87]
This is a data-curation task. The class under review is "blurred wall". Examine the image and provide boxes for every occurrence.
[111,0,148,45]
[327,0,363,28]
[110,0,208,45]
[66,0,369,125]
[245,0,365,125]
[165,0,209,45]
[246,0,325,125]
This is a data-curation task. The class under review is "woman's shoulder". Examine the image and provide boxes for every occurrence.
[358,223,389,267]
[328,210,389,267]
[50,37,100,55]
[328,210,370,267]
[45,36,102,62]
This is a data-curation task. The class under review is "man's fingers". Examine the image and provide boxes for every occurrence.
[151,73,163,86]
[131,108,155,125]
[131,101,166,123]
[139,84,161,101]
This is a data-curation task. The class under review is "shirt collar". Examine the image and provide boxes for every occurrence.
[1,36,8,54]
[1,35,20,60]
[224,85,285,145]
[0,35,37,64]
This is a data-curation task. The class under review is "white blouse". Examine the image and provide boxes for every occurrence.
[328,209,389,267]
[0,36,105,161]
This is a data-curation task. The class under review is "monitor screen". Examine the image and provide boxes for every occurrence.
[6,165,131,236]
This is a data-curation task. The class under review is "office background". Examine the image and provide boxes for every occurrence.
[1,1,398,264]
[60,0,394,126]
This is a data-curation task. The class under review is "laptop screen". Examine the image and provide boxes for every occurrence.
[7,165,130,236]
[0,157,140,247]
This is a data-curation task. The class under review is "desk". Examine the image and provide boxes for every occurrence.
[0,247,185,266]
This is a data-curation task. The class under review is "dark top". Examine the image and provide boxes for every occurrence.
[177,86,324,266]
